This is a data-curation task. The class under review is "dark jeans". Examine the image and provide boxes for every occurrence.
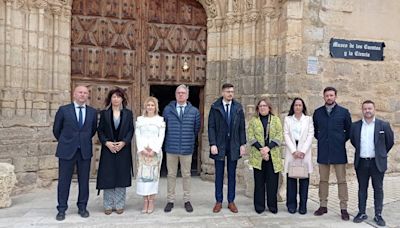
[214,152,237,203]
[253,159,279,213]
[286,174,309,211]
[356,158,385,215]
[57,149,91,213]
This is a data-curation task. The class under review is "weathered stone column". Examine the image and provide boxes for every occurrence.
[0,163,17,208]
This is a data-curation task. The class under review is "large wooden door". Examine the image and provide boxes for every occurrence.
[71,0,207,176]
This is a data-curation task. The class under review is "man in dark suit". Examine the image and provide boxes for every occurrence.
[313,86,352,220]
[350,100,394,226]
[208,83,246,213]
[53,86,98,221]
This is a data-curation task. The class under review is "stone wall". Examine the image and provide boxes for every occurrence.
[0,0,399,195]
[0,0,71,194]
[281,0,400,184]
[201,0,400,187]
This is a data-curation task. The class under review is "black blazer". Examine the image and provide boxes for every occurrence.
[96,108,134,189]
[350,118,394,173]
[53,103,98,160]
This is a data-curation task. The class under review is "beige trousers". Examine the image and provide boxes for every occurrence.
[166,153,192,203]
[318,164,348,209]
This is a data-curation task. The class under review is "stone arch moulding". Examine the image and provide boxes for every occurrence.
[196,0,221,18]
[66,0,221,19]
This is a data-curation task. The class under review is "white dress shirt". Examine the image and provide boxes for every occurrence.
[73,101,86,124]
[176,102,187,116]
[222,100,232,113]
[291,114,304,141]
[360,117,375,158]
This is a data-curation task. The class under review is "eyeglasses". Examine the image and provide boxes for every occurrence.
[258,105,268,108]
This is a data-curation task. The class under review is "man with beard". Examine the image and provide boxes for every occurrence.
[208,83,246,213]
[312,87,352,221]
[350,100,394,226]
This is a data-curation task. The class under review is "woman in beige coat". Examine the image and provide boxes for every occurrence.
[284,98,314,215]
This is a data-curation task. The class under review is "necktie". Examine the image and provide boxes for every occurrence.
[179,106,184,120]
[225,104,230,126]
[78,106,83,128]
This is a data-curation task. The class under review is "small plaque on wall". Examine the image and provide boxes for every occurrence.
[307,56,319,75]
[329,38,385,61]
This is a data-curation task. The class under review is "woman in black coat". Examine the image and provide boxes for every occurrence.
[96,87,134,215]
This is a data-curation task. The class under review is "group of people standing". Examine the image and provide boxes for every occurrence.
[53,84,394,227]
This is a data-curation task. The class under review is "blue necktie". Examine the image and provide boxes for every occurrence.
[78,106,83,128]
[225,104,230,127]
[179,106,184,120]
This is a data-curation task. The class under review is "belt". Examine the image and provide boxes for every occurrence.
[360,157,375,160]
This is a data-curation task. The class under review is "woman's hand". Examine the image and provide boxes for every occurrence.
[106,141,117,153]
[260,146,270,156]
[292,151,305,159]
[114,141,126,152]
[143,146,155,157]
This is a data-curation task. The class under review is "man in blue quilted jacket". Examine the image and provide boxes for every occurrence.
[162,84,201,213]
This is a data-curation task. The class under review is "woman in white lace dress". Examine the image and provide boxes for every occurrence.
[135,96,165,213]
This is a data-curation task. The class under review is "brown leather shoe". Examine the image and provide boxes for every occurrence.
[341,209,349,221]
[228,202,238,213]
[213,202,222,213]
[104,209,112,215]
[314,207,328,216]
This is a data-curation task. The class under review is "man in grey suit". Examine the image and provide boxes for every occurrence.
[350,100,394,226]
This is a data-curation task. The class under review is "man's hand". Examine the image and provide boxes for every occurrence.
[210,145,218,155]
[240,145,246,156]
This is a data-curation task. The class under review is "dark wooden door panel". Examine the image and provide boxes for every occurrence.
[144,0,207,85]
[71,0,207,177]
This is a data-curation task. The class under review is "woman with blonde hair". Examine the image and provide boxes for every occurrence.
[247,97,283,214]
[135,96,165,213]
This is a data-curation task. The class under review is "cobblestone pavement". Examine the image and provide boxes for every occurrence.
[1,175,399,228]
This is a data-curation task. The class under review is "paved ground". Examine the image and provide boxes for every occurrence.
[1,174,400,228]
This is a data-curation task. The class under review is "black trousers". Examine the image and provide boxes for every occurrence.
[356,158,385,215]
[253,159,279,213]
[57,149,91,213]
[286,175,309,210]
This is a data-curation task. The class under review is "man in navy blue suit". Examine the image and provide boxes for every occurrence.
[53,86,98,221]
[208,83,247,213]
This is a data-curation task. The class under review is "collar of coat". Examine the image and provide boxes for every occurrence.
[211,97,242,114]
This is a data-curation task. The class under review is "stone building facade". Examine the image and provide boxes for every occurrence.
[0,0,399,194]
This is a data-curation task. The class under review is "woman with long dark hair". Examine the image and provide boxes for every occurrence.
[283,97,314,214]
[96,87,134,215]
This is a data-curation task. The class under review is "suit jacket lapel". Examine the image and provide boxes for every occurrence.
[69,103,79,128]
[374,119,380,146]
[83,106,91,128]
[356,121,362,151]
